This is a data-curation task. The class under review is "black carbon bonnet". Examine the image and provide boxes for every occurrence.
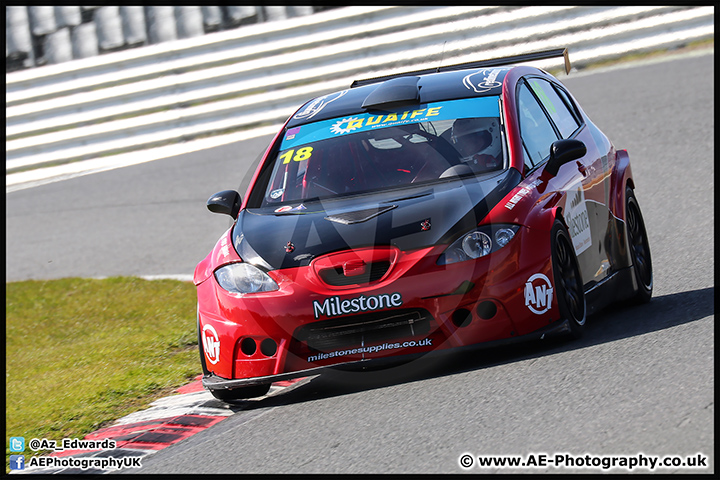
[234,168,522,271]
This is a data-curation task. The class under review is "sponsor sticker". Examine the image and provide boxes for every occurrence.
[217,235,230,260]
[505,179,542,210]
[330,116,364,135]
[274,204,307,213]
[524,273,553,315]
[312,293,403,319]
[307,338,432,363]
[285,126,301,141]
[293,90,348,120]
[463,68,509,94]
[280,97,500,150]
[202,324,220,364]
[329,108,443,136]
[566,182,592,255]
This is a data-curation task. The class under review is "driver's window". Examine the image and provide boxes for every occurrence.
[517,81,558,167]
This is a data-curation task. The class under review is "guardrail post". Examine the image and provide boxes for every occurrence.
[146,6,178,44]
[201,6,223,33]
[264,6,289,22]
[96,6,124,52]
[46,27,73,64]
[6,6,35,70]
[72,23,99,59]
[176,6,204,39]
[226,6,260,27]
[120,6,147,47]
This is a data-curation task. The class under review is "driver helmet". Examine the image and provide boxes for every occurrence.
[451,117,502,163]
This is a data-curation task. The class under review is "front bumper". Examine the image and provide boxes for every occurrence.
[197,225,560,386]
[202,318,573,392]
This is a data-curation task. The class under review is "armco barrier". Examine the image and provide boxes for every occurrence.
[5,6,714,174]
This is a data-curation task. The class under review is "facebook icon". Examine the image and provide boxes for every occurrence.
[10,455,25,470]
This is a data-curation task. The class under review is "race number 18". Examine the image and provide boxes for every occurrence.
[280,147,313,164]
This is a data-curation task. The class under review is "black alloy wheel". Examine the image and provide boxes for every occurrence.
[626,187,653,303]
[551,219,587,338]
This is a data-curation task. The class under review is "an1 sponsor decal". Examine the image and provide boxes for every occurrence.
[202,324,220,364]
[524,273,553,315]
[566,182,592,255]
[463,68,509,94]
[312,292,403,319]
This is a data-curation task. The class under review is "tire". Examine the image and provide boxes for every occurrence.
[625,187,653,304]
[210,384,271,403]
[197,307,210,376]
[551,219,587,338]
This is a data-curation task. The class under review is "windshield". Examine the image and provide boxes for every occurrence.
[260,96,505,208]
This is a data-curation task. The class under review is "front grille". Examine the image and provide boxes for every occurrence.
[295,309,432,352]
[318,261,390,286]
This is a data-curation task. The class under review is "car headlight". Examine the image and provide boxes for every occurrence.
[438,225,519,265]
[214,263,279,294]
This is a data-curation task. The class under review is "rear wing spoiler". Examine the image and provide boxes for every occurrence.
[351,48,570,88]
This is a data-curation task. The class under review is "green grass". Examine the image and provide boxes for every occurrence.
[5,277,200,471]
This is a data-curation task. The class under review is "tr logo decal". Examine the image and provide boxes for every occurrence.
[202,324,221,364]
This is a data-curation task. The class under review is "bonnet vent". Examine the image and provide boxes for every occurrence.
[324,205,397,225]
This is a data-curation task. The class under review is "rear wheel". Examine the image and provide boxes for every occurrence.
[551,219,586,338]
[626,187,653,304]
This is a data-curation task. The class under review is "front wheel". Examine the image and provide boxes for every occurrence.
[551,219,587,338]
[626,187,653,304]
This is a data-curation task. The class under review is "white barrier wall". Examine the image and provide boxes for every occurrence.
[5,6,324,70]
[5,6,714,174]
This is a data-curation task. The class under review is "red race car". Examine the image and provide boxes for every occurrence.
[195,48,652,402]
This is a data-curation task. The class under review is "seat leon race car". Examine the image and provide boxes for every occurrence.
[194,48,653,402]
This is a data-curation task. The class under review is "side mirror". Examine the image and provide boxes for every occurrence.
[207,190,242,219]
[544,139,586,176]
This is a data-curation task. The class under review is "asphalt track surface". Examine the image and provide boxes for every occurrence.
[6,53,714,473]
